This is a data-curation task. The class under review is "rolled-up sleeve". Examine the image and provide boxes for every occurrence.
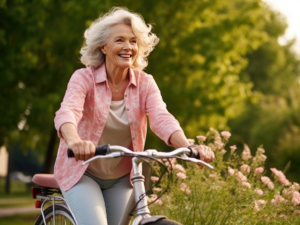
[54,70,89,138]
[145,76,183,145]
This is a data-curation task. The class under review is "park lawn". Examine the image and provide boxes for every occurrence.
[0,197,35,208]
[0,212,39,225]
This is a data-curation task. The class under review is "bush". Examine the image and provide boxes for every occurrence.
[148,128,300,224]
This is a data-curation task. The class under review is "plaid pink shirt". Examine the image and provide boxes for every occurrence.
[54,64,182,191]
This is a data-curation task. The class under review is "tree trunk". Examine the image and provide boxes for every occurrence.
[5,146,13,194]
[43,127,57,173]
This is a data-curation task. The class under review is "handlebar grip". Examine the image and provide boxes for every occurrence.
[188,146,200,159]
[67,144,110,158]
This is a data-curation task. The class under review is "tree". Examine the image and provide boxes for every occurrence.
[228,4,300,182]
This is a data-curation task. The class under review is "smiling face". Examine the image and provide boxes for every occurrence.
[101,24,138,71]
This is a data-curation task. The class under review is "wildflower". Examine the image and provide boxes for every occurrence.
[260,154,267,162]
[174,164,185,172]
[230,145,237,154]
[187,138,195,145]
[237,171,247,182]
[254,200,266,212]
[196,135,206,142]
[270,168,290,186]
[151,176,159,182]
[261,176,274,190]
[228,167,235,176]
[240,164,251,174]
[180,183,191,195]
[215,140,223,149]
[255,189,264,196]
[254,167,264,174]
[176,172,187,180]
[241,181,251,189]
[292,191,300,206]
[220,131,231,138]
[241,144,252,160]
[271,193,286,205]
[257,147,265,155]
[153,187,162,192]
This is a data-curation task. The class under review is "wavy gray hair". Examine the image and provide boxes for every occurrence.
[80,7,159,71]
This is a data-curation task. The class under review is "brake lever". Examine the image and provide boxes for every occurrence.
[180,153,214,169]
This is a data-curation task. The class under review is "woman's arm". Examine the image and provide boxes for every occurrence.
[61,123,95,161]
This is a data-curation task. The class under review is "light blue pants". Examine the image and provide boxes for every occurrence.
[61,173,132,225]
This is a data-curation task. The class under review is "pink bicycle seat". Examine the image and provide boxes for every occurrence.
[32,174,59,189]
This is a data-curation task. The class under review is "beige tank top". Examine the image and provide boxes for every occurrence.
[87,100,132,179]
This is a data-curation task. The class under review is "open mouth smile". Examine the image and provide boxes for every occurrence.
[118,54,132,58]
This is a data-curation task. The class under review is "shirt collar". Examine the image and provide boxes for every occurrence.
[93,63,137,87]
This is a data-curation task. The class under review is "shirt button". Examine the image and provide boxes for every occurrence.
[127,108,129,111]
[132,136,135,140]
[125,94,128,97]
[129,122,133,125]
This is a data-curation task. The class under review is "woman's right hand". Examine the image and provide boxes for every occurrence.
[60,123,96,161]
[68,140,96,161]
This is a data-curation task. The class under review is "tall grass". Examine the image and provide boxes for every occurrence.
[148,128,300,224]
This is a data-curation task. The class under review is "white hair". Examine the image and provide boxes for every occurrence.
[80,7,159,71]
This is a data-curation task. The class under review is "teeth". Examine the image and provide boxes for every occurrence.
[119,55,131,58]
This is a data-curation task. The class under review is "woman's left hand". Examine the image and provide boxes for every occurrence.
[192,145,215,169]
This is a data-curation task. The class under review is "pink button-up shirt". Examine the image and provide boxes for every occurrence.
[54,64,182,191]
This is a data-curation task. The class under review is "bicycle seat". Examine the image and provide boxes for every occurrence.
[32,174,59,189]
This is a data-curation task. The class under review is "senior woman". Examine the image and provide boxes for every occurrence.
[54,7,214,225]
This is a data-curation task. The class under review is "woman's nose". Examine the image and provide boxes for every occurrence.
[123,41,132,50]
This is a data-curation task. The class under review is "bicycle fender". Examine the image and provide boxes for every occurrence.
[139,215,167,225]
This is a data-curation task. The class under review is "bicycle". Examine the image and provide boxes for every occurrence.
[31,145,214,225]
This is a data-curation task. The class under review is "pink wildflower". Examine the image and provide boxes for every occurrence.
[237,171,247,182]
[254,167,264,174]
[228,167,235,176]
[187,138,195,145]
[230,145,237,154]
[268,182,274,190]
[270,168,290,186]
[257,147,265,155]
[220,131,231,138]
[240,164,251,174]
[174,164,185,172]
[261,176,274,190]
[241,181,251,189]
[151,176,159,182]
[241,144,252,160]
[254,199,266,212]
[153,187,162,192]
[180,183,191,195]
[255,189,264,196]
[292,191,300,206]
[260,154,267,162]
[176,172,187,180]
[215,141,223,149]
[196,135,206,142]
[271,193,286,205]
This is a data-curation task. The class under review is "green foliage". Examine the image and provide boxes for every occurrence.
[1,0,300,187]
[148,130,300,224]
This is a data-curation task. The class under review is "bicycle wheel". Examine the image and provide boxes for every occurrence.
[35,205,76,225]
[145,218,183,225]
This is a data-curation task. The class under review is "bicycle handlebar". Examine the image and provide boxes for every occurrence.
[68,145,214,170]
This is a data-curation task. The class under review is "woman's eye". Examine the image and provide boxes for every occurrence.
[116,39,123,42]
[131,40,137,43]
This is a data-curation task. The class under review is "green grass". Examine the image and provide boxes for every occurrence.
[0,197,35,208]
[0,212,39,225]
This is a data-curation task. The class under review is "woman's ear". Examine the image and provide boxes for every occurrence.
[101,45,106,55]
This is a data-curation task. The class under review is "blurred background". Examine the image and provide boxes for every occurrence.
[0,0,300,223]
